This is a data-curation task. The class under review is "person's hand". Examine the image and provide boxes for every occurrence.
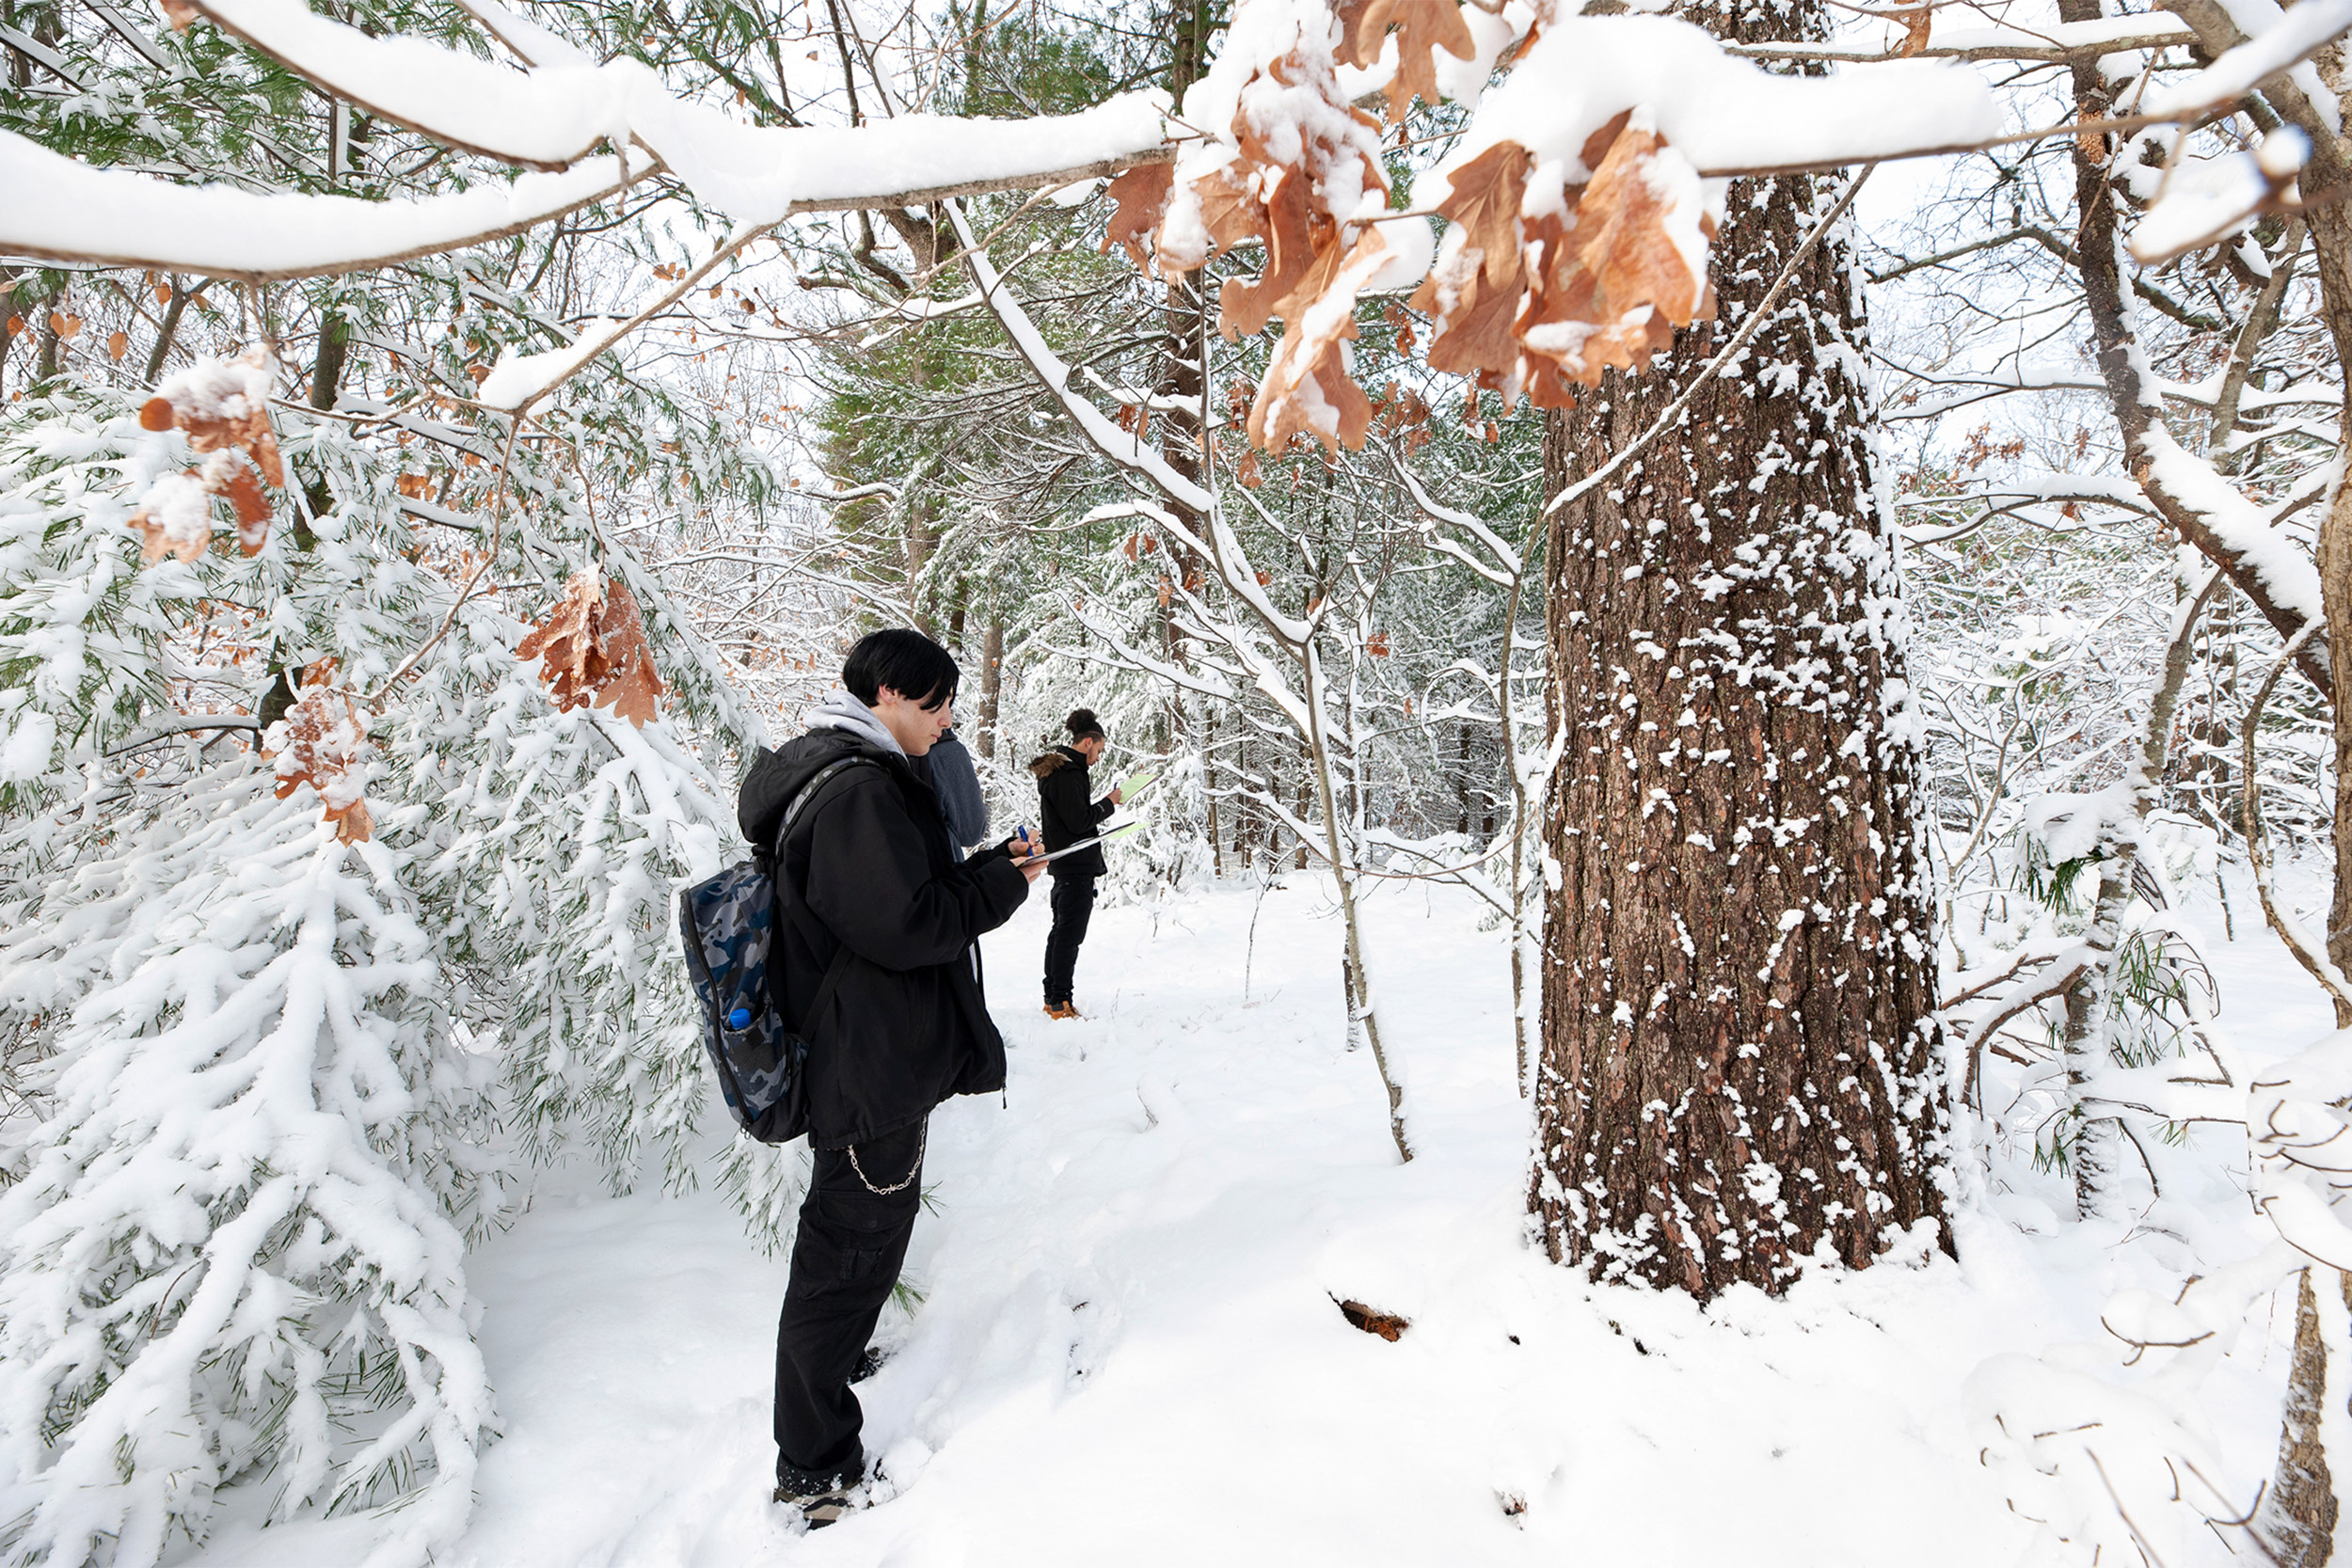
[1109,786,1124,805]
[1008,832,1046,883]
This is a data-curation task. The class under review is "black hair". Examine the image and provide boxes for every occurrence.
[843,628,960,710]
[1065,707,1106,741]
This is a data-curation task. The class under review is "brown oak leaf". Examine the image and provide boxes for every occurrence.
[516,571,667,727]
[262,688,374,845]
[1896,3,1931,56]
[1219,170,1326,339]
[1519,120,1714,404]
[1352,0,1475,121]
[1102,164,1176,270]
[127,470,211,564]
[1152,32,1397,452]
[1190,165,1266,258]
[1331,0,1378,64]
[142,349,285,559]
[1248,227,1391,451]
[1414,123,1716,415]
[207,451,274,555]
[1411,140,1533,380]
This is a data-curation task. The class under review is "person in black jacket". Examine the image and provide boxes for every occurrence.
[926,726,987,859]
[1028,707,1122,1019]
[738,629,1042,1525]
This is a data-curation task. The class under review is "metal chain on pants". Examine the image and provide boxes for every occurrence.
[846,1119,927,1196]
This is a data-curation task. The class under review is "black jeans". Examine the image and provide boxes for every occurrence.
[1042,874,1096,1006]
[773,1119,926,1493]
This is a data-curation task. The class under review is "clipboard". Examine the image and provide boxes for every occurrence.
[1017,820,1143,864]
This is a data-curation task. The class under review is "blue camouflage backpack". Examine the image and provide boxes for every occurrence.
[678,758,865,1143]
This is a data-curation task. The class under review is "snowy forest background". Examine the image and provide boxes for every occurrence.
[7,0,2352,1560]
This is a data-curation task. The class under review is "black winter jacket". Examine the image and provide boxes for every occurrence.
[1029,746,1116,879]
[739,728,1031,1148]
[927,729,988,855]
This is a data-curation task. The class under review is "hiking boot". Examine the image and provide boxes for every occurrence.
[850,1343,887,1384]
[1044,1001,1079,1021]
[773,1476,861,1529]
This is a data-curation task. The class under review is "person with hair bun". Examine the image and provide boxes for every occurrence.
[1027,707,1122,1019]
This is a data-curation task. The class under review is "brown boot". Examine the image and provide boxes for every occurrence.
[1043,1001,1080,1021]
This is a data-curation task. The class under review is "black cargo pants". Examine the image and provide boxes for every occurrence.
[1041,873,1096,1006]
[773,1118,926,1494]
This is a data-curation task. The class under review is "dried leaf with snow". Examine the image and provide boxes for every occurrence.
[127,469,214,564]
[1103,164,1176,270]
[262,688,375,844]
[1143,0,1412,451]
[1413,140,1532,382]
[1345,0,1475,121]
[515,571,667,727]
[207,451,275,554]
[151,345,286,488]
[1248,227,1392,451]
[128,346,286,561]
[1414,117,1716,412]
[1895,3,1931,56]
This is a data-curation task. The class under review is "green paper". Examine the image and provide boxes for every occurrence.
[1119,769,1157,799]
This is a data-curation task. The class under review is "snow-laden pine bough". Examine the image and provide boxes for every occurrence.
[0,369,759,1564]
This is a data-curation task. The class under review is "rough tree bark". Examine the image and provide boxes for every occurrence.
[905,500,933,637]
[143,277,195,385]
[34,288,61,384]
[1528,0,1943,1297]
[977,613,1003,760]
[2265,1269,2344,1566]
[1152,0,1213,755]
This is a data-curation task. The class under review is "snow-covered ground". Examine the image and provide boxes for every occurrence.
[178,872,2339,1568]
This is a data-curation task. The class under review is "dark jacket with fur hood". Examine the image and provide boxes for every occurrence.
[1028,745,1116,879]
[739,727,1030,1148]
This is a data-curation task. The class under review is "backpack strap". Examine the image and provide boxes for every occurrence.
[766,757,876,1034]
[770,757,865,861]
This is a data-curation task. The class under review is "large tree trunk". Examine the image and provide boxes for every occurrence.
[1527,0,1942,1297]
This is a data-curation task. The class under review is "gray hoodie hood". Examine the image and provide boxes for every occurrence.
[807,691,905,758]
